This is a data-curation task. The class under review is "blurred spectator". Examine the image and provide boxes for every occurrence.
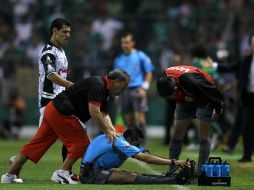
[121,0,141,16]
[152,13,171,46]
[91,13,123,53]
[25,30,44,66]
[191,44,219,79]
[13,0,36,19]
[158,43,175,70]
[15,14,33,45]
[3,88,26,139]
[83,22,104,76]
[1,40,24,103]
[106,0,122,17]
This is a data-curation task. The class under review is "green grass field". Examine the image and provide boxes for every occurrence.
[0,138,253,190]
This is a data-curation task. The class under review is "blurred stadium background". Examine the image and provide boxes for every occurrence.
[0,0,253,153]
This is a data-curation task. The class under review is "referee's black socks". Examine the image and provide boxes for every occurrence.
[134,174,176,184]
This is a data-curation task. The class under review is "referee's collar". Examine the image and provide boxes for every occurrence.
[103,75,110,91]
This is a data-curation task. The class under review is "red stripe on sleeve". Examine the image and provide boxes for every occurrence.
[88,100,101,106]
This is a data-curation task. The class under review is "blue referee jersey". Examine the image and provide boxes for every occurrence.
[81,134,144,170]
[114,49,154,88]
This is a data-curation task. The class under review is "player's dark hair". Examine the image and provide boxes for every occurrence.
[50,18,70,36]
[121,32,135,41]
[107,69,130,82]
[157,73,176,97]
[123,127,144,140]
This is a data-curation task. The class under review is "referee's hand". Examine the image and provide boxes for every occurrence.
[106,130,117,142]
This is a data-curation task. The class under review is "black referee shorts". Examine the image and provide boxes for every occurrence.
[80,169,113,184]
[119,87,148,114]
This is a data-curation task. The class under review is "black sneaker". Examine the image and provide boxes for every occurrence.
[175,168,191,184]
[175,159,196,185]
[238,157,252,163]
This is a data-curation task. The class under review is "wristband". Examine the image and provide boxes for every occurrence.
[142,81,150,90]
[212,62,218,69]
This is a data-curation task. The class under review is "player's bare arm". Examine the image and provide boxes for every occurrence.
[101,112,116,132]
[47,72,73,88]
[133,152,189,168]
[89,103,117,141]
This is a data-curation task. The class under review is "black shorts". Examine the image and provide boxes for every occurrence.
[119,87,148,114]
[80,169,113,184]
[174,102,214,121]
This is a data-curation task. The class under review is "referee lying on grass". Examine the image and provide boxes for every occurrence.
[80,127,194,185]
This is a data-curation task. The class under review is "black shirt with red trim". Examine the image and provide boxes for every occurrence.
[164,66,224,114]
[53,76,109,123]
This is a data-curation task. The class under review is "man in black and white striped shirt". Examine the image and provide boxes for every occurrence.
[38,18,73,123]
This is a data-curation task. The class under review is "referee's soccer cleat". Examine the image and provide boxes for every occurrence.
[1,173,23,184]
[51,169,78,184]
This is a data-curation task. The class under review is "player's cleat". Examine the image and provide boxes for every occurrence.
[237,157,252,163]
[175,167,192,184]
[9,156,22,179]
[51,169,78,184]
[1,173,23,184]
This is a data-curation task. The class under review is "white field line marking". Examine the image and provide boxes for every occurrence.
[130,158,160,175]
[173,185,190,190]
[130,158,190,190]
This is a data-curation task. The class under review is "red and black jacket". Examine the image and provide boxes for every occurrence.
[164,66,224,114]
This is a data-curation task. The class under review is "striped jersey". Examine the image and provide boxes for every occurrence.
[38,41,68,108]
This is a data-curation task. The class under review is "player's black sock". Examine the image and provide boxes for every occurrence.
[62,144,68,162]
[169,139,183,159]
[134,174,176,184]
[197,140,211,173]
[62,145,73,171]
[169,139,183,171]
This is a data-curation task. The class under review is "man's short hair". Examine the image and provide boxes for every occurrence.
[121,32,135,41]
[157,73,176,97]
[50,18,71,36]
[123,127,144,141]
[107,69,130,82]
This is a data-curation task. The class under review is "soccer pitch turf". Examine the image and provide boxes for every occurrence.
[0,139,254,190]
